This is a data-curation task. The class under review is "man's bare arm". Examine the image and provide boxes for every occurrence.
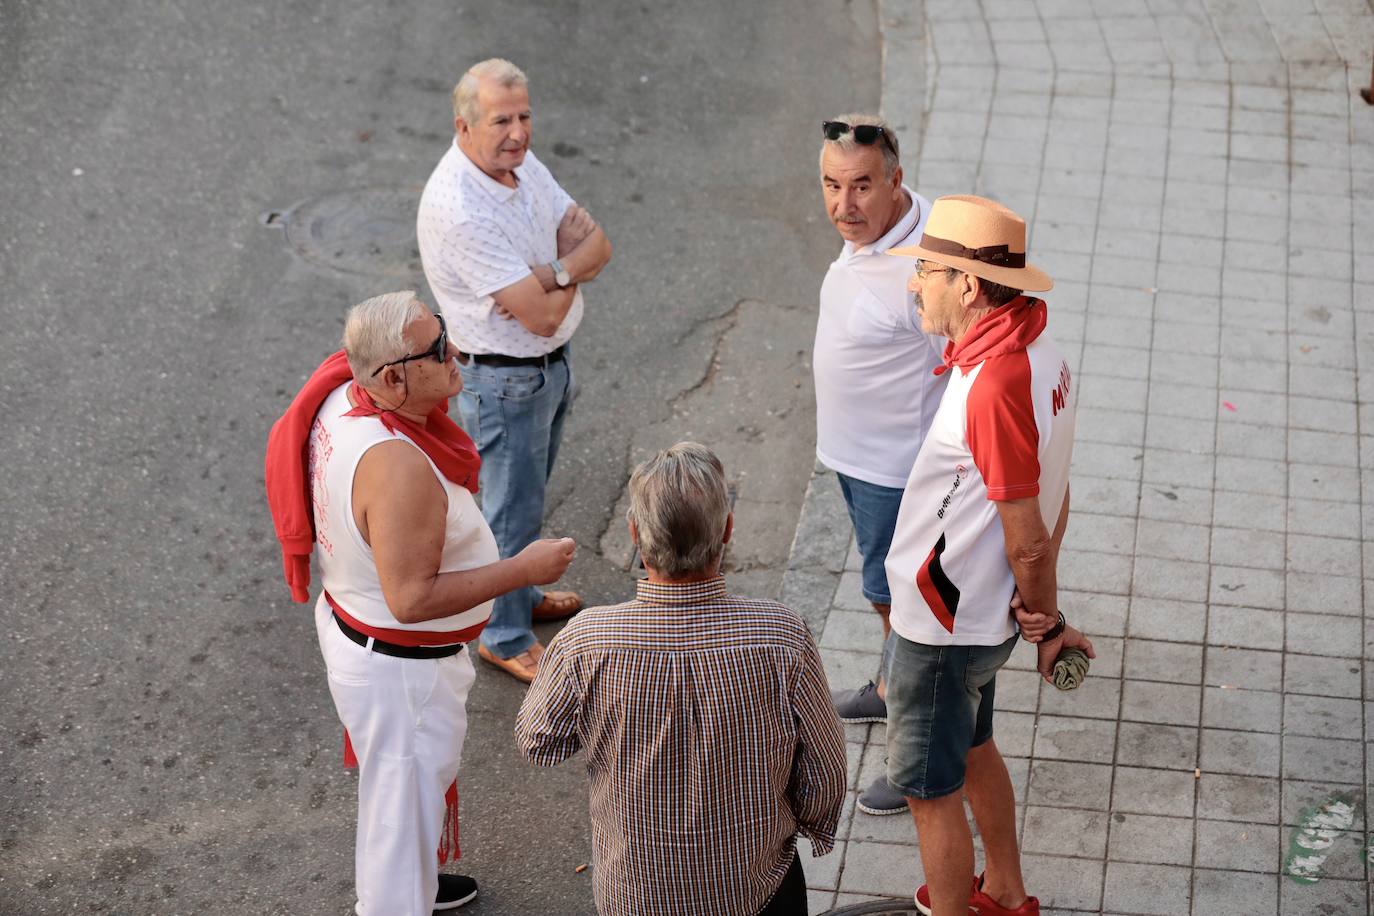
[354,441,574,624]
[529,205,613,293]
[1014,485,1070,640]
[995,495,1059,631]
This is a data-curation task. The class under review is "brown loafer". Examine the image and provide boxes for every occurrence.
[477,643,541,684]
[532,590,582,622]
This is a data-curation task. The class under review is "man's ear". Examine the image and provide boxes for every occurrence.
[628,517,638,546]
[890,165,904,195]
[960,271,981,308]
[722,512,734,545]
[454,116,468,139]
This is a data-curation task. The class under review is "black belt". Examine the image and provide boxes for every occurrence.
[457,344,565,368]
[333,611,466,659]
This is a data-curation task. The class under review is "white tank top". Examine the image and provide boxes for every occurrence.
[308,383,497,634]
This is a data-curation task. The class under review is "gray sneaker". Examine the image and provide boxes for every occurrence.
[831,680,886,723]
[856,775,908,816]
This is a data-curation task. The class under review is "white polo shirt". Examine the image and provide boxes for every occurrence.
[813,187,947,489]
[886,299,1077,646]
[417,142,582,357]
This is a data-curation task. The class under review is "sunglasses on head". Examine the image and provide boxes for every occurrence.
[822,120,894,154]
[370,312,451,378]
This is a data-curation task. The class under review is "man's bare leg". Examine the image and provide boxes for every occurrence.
[908,792,974,915]
[963,739,1029,908]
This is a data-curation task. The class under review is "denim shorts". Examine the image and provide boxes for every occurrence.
[884,632,1018,799]
[835,473,905,606]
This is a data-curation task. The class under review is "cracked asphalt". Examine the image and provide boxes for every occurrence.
[1,0,881,912]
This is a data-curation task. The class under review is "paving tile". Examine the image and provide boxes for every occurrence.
[1062,591,1128,638]
[1191,868,1277,916]
[1071,474,1142,517]
[1206,604,1285,651]
[1200,727,1280,777]
[1210,564,1285,609]
[1102,861,1192,915]
[1194,820,1280,873]
[1284,652,1361,698]
[820,610,887,654]
[1141,447,1215,488]
[1202,685,1282,733]
[1281,735,1363,784]
[1280,779,1365,827]
[1286,613,1361,657]
[1133,557,1210,603]
[1286,571,1362,617]
[1212,490,1284,532]
[1282,693,1362,740]
[1145,413,1215,454]
[1128,597,1207,643]
[1020,853,1103,911]
[1208,527,1285,570]
[1216,421,1287,461]
[994,666,1043,713]
[1133,519,1209,563]
[1289,429,1359,467]
[1028,759,1113,809]
[1062,511,1136,557]
[1059,548,1133,595]
[1197,773,1279,823]
[802,836,843,889]
[1213,455,1286,496]
[1113,765,1197,817]
[835,839,921,896]
[1107,812,1194,866]
[1124,638,1204,685]
[833,570,872,611]
[1287,497,1361,539]
[1022,804,1109,858]
[1205,646,1283,692]
[1278,877,1366,916]
[1033,714,1117,763]
[821,649,884,703]
[1073,440,1144,480]
[1116,721,1197,771]
[1038,673,1122,720]
[996,710,1037,758]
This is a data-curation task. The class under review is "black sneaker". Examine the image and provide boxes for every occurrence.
[435,873,478,910]
[831,680,887,723]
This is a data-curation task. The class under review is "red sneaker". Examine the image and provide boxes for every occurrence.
[971,874,1039,915]
[914,875,978,915]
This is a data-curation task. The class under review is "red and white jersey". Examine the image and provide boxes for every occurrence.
[886,298,1076,646]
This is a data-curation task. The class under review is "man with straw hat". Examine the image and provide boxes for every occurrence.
[882,196,1095,915]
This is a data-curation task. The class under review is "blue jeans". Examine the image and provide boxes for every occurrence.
[835,472,905,606]
[456,351,572,658]
[883,632,1018,799]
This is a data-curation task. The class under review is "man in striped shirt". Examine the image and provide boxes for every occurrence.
[515,442,847,915]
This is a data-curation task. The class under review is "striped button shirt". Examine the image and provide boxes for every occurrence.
[515,576,847,916]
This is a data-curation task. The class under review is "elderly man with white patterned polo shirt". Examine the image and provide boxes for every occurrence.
[417,57,612,684]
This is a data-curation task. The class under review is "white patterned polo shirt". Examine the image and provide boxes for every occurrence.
[417,142,582,356]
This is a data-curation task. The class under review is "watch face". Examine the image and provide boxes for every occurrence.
[556,270,571,287]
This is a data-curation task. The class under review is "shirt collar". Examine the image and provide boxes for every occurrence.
[634,575,728,606]
[845,185,918,258]
[454,139,520,202]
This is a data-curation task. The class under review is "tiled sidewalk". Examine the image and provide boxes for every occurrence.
[789,0,1374,913]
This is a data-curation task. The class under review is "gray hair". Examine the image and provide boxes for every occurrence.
[452,58,528,124]
[628,442,731,579]
[819,112,900,180]
[342,290,428,383]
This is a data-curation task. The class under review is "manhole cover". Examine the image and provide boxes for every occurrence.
[278,186,424,278]
[821,902,915,915]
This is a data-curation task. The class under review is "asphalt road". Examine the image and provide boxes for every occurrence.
[0,0,880,912]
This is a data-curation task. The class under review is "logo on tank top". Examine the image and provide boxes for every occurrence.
[308,420,335,557]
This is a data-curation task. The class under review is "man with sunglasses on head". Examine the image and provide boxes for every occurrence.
[418,58,612,684]
[813,114,946,817]
[266,291,577,914]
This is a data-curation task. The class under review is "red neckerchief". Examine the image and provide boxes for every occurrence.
[263,350,480,603]
[933,296,1047,376]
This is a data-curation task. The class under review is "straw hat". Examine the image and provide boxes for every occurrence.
[888,195,1053,292]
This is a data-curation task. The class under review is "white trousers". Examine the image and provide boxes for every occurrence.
[315,598,477,916]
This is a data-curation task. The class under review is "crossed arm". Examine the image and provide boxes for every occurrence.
[491,204,613,337]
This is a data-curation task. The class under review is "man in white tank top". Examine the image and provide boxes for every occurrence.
[307,291,576,915]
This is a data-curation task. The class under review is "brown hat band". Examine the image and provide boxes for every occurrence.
[920,234,1026,268]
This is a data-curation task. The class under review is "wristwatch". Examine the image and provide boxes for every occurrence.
[550,259,571,288]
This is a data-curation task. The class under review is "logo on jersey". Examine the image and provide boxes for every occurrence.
[1051,361,1073,416]
[937,467,966,519]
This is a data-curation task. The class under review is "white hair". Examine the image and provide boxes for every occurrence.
[819,112,900,180]
[628,442,731,579]
[452,58,528,124]
[342,290,427,383]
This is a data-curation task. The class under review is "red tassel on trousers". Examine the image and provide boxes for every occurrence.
[342,729,459,863]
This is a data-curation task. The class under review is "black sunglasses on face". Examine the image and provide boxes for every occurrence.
[370,313,451,378]
[822,120,894,154]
